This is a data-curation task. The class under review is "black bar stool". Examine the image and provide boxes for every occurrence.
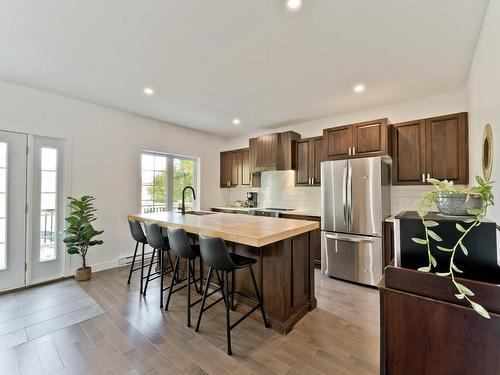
[143,223,175,307]
[127,220,149,293]
[195,235,269,355]
[164,228,207,327]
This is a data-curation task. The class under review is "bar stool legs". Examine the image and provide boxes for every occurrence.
[127,241,139,285]
[195,264,268,356]
[140,243,145,293]
[143,248,156,296]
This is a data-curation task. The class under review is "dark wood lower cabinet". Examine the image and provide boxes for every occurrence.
[380,266,500,375]
[384,221,394,269]
[281,214,321,269]
[230,233,316,335]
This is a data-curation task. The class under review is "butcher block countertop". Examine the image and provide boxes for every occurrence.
[128,211,319,247]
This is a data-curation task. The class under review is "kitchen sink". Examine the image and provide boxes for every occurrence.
[184,210,216,216]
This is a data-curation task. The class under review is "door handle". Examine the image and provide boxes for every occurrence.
[348,147,351,156]
[422,173,425,183]
[352,147,356,155]
[342,167,348,224]
[347,165,352,227]
[427,173,431,180]
[325,233,375,243]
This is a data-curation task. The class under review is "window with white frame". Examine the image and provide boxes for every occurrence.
[141,151,198,213]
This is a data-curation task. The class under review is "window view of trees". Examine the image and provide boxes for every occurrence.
[141,152,197,213]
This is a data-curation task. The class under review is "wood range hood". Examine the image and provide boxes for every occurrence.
[249,131,301,172]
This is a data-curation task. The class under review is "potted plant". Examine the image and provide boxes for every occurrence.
[63,195,104,281]
[413,176,494,318]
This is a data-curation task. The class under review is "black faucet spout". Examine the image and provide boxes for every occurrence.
[181,186,196,215]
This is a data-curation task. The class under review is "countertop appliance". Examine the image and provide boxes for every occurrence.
[321,156,391,286]
[245,192,258,208]
[248,207,295,217]
[394,211,500,284]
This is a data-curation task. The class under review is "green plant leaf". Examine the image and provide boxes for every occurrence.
[418,266,431,272]
[437,246,453,252]
[452,263,463,273]
[430,254,437,268]
[470,301,491,319]
[423,220,439,227]
[456,223,467,233]
[459,242,468,256]
[412,238,427,245]
[427,230,442,242]
[455,282,474,296]
[455,294,465,300]
[463,218,476,224]
[436,272,450,277]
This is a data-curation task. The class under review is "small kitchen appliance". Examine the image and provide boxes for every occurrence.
[246,192,258,208]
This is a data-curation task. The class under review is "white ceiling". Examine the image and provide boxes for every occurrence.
[0,1,489,137]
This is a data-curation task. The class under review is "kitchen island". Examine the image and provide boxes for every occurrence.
[128,211,319,334]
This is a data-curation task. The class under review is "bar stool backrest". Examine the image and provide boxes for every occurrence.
[129,220,147,244]
[144,222,169,250]
[167,227,195,259]
[199,235,234,271]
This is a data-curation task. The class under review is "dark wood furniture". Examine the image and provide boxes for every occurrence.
[249,131,301,172]
[392,112,468,185]
[220,148,253,188]
[281,214,321,268]
[323,118,391,161]
[383,221,394,269]
[295,136,323,186]
[380,265,500,375]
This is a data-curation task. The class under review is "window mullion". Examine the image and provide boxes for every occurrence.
[166,156,173,211]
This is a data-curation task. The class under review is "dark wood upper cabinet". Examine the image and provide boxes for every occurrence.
[295,136,323,186]
[240,148,250,186]
[220,148,253,188]
[393,112,468,185]
[220,151,231,188]
[323,119,390,160]
[425,113,468,184]
[392,120,427,185]
[324,126,352,160]
[250,131,301,172]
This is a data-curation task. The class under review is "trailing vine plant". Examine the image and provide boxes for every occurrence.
[413,176,494,319]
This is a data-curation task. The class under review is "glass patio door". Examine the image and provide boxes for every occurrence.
[29,137,65,284]
[0,131,27,291]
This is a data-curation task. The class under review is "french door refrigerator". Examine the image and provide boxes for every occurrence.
[320,156,391,286]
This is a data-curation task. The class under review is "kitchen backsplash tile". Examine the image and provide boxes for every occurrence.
[225,171,459,216]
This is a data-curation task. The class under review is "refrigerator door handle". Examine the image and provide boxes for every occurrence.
[342,166,348,224]
[325,233,375,243]
[347,165,353,227]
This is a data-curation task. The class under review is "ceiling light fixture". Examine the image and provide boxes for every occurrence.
[287,0,302,11]
[353,84,365,93]
[143,87,154,96]
[232,118,241,125]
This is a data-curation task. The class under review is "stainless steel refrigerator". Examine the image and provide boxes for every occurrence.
[321,156,391,286]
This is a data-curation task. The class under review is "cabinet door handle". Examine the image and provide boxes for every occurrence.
[422,174,425,183]
[352,147,356,155]
[427,173,431,180]
[348,147,351,156]
[311,177,315,185]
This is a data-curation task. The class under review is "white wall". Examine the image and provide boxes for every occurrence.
[0,80,227,272]
[467,0,500,227]
[228,89,468,149]
[225,89,469,215]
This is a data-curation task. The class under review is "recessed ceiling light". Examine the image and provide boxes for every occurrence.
[287,0,302,11]
[232,118,241,125]
[143,87,154,96]
[353,84,365,93]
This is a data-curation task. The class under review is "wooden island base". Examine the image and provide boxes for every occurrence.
[228,232,316,335]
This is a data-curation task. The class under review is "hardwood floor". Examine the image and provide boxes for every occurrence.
[0,267,379,374]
